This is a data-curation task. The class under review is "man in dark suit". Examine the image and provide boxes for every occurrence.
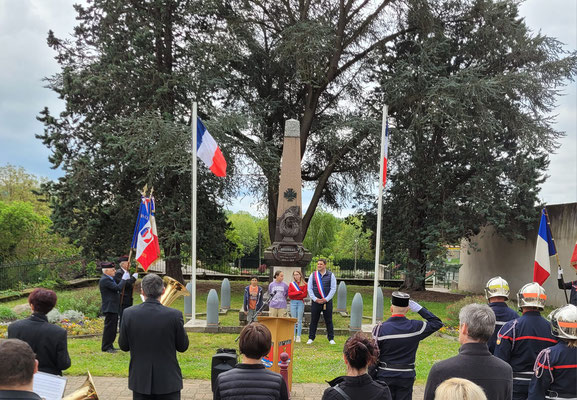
[99,261,137,353]
[8,288,71,375]
[119,273,189,400]
[115,256,135,327]
[0,339,42,399]
[424,303,513,400]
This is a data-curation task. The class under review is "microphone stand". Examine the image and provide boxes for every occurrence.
[235,290,280,342]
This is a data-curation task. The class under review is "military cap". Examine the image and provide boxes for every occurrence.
[391,291,410,307]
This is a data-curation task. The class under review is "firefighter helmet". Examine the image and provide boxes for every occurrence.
[517,282,546,310]
[485,276,510,300]
[548,304,577,340]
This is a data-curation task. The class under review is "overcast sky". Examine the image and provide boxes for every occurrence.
[0,0,575,217]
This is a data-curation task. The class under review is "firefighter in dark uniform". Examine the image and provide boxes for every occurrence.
[529,304,577,400]
[485,276,519,354]
[557,266,577,306]
[495,282,558,400]
[372,291,443,400]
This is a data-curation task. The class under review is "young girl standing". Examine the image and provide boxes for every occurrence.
[288,270,307,342]
[268,271,289,317]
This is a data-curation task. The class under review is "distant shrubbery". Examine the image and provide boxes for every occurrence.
[56,288,101,318]
[445,295,485,328]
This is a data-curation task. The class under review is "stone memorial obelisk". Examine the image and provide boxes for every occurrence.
[264,119,312,281]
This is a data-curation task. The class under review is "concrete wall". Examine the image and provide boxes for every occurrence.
[459,203,577,307]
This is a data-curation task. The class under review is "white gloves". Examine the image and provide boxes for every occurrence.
[409,299,422,312]
[558,268,564,279]
[122,271,130,280]
[132,273,139,280]
[140,294,146,302]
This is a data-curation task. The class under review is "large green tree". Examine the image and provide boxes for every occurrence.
[37,1,233,282]
[362,0,577,290]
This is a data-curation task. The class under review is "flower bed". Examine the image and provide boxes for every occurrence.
[0,317,104,338]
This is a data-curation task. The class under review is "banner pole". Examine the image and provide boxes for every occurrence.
[191,102,198,322]
[373,104,388,325]
[543,208,569,303]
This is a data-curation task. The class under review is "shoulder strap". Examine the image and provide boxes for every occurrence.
[332,384,353,400]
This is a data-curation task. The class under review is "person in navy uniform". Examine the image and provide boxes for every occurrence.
[99,261,137,353]
[528,304,577,400]
[372,291,443,400]
[307,258,337,345]
[557,266,577,306]
[485,276,519,353]
[495,282,558,400]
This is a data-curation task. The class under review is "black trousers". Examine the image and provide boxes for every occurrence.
[133,391,180,400]
[382,377,414,400]
[308,300,334,341]
[118,303,132,328]
[102,312,118,351]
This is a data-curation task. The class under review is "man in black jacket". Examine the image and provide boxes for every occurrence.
[423,303,513,400]
[119,273,189,400]
[8,288,70,375]
[0,339,42,400]
[214,323,289,400]
[99,261,136,353]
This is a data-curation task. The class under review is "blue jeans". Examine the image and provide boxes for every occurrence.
[290,300,304,337]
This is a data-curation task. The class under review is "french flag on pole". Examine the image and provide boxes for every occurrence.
[131,196,161,271]
[197,118,227,177]
[533,208,556,285]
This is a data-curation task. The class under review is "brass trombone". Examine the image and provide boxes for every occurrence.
[62,371,98,400]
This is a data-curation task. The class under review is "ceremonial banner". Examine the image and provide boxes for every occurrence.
[383,121,389,187]
[533,209,556,285]
[132,196,161,271]
[570,240,577,268]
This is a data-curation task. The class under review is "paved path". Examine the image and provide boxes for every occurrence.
[63,376,425,399]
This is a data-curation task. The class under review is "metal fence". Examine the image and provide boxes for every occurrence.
[0,257,88,291]
[150,257,403,281]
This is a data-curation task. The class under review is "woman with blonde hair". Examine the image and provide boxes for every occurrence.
[434,378,487,400]
[288,270,307,342]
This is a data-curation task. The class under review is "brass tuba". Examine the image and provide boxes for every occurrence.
[160,276,190,307]
[62,371,98,400]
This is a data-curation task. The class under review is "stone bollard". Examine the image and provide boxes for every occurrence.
[349,293,363,333]
[207,289,219,331]
[279,352,290,397]
[184,282,193,319]
[335,281,347,312]
[221,278,231,310]
[376,287,384,322]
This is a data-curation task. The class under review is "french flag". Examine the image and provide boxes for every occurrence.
[197,118,227,177]
[533,208,556,285]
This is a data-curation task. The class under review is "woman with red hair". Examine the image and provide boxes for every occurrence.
[8,288,71,376]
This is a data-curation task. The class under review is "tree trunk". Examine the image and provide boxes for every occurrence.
[402,243,427,291]
[164,243,184,284]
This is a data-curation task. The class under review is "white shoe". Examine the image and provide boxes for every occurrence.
[295,336,301,343]
[329,340,336,345]
[306,339,314,344]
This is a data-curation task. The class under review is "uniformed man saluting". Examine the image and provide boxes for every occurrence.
[372,291,443,400]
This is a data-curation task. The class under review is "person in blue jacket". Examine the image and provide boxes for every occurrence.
[372,291,443,400]
[495,282,558,400]
[485,276,519,353]
[528,304,577,400]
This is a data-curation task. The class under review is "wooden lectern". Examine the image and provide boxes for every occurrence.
[258,316,297,392]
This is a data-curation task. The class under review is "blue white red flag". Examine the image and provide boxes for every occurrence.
[197,118,227,177]
[131,196,161,271]
[383,121,389,187]
[533,208,556,285]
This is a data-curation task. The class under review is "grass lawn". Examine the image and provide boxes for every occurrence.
[3,279,463,384]
[65,333,459,384]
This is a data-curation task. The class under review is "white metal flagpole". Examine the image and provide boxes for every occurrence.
[373,104,388,326]
[191,101,198,323]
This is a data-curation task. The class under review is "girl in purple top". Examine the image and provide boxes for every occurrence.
[268,271,289,317]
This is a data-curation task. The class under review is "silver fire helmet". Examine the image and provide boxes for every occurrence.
[485,276,510,300]
[548,304,577,340]
[517,282,546,310]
